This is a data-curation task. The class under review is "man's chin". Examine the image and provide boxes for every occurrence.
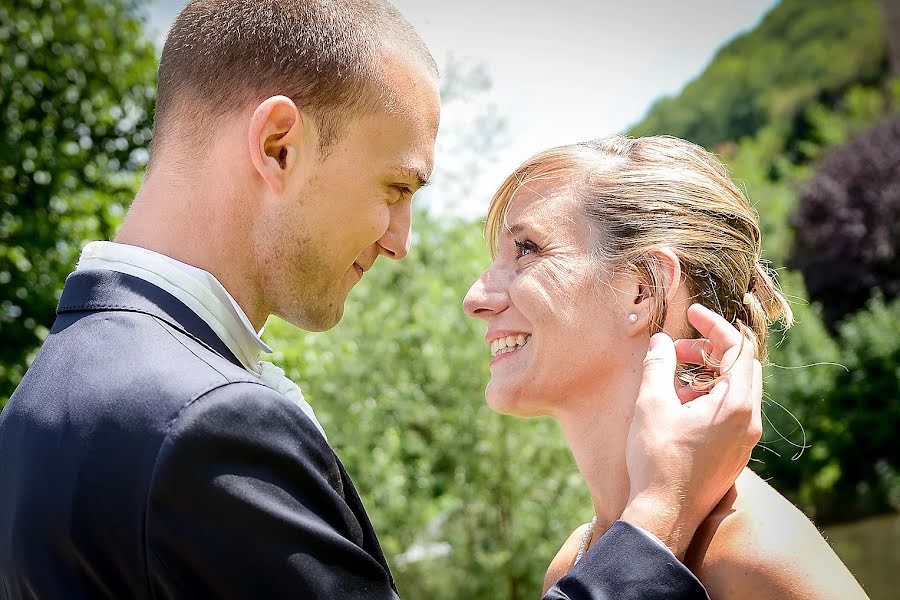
[280,300,345,332]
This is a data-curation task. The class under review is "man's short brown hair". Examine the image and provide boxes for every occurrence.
[152,0,436,156]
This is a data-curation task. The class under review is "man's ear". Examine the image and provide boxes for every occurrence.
[629,247,683,334]
[247,95,307,196]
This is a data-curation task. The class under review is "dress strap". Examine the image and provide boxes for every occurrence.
[573,515,598,566]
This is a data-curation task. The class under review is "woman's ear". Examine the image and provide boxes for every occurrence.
[650,246,683,304]
[627,247,683,336]
[247,95,307,196]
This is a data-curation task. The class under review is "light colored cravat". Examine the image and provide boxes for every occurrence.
[76,241,327,441]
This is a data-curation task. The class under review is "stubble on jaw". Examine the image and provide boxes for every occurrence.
[279,249,345,333]
[253,207,345,332]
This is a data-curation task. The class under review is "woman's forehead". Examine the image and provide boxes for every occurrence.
[504,181,581,231]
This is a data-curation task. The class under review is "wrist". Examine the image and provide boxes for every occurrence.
[620,494,697,560]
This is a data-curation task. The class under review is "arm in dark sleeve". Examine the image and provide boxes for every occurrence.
[543,521,709,600]
[145,382,399,599]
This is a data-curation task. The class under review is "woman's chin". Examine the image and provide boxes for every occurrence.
[484,385,548,417]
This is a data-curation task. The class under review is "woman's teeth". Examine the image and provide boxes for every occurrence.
[490,334,531,357]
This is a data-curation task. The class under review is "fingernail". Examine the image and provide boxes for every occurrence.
[648,333,669,351]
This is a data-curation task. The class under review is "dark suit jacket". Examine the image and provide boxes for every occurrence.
[0,269,707,599]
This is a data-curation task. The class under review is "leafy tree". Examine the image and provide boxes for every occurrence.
[822,295,900,519]
[882,0,900,74]
[628,0,887,149]
[751,272,845,519]
[763,293,900,522]
[789,116,900,330]
[0,0,156,405]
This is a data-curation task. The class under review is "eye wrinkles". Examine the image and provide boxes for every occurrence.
[503,222,543,261]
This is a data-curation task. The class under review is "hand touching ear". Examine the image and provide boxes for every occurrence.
[621,304,762,559]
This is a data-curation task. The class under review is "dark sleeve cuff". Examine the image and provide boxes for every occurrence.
[543,520,709,600]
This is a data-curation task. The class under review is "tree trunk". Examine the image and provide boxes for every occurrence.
[883,0,900,74]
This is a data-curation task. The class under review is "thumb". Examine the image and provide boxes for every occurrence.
[638,333,677,407]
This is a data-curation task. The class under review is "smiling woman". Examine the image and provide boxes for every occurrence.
[463,135,868,599]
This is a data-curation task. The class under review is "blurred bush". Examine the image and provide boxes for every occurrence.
[629,0,900,531]
[0,0,156,405]
[790,116,900,330]
[756,281,900,522]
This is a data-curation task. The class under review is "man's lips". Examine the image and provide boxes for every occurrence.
[353,259,375,278]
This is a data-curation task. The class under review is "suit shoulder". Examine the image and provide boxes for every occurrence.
[142,314,258,386]
[159,380,335,474]
[147,381,344,536]
[78,308,256,391]
[12,309,263,438]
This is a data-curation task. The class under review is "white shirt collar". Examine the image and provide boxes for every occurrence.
[75,241,328,442]
[76,241,271,373]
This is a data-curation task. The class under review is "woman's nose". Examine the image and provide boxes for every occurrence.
[463,269,508,319]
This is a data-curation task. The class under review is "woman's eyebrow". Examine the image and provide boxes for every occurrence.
[503,223,528,237]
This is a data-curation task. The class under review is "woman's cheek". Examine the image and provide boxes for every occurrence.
[524,257,590,308]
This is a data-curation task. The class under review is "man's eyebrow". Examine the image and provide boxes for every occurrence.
[394,166,430,190]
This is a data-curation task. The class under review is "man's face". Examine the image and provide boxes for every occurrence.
[256,55,440,331]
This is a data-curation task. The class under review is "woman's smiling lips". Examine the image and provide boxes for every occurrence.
[486,330,532,365]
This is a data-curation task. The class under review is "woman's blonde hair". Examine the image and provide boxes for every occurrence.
[485,135,793,362]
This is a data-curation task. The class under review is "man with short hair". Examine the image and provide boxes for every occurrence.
[0,1,759,597]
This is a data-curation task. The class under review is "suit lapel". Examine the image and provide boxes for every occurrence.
[56,269,243,369]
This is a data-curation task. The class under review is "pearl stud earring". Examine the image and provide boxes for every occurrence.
[628,313,638,323]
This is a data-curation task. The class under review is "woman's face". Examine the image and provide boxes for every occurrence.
[463,181,641,416]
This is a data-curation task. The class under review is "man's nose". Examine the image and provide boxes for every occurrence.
[463,268,509,319]
[378,200,411,260]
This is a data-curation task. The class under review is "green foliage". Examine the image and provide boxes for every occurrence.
[752,285,900,524]
[751,273,845,517]
[629,0,887,148]
[731,85,900,523]
[819,295,900,518]
[0,0,156,405]
[790,115,900,330]
[264,212,590,599]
